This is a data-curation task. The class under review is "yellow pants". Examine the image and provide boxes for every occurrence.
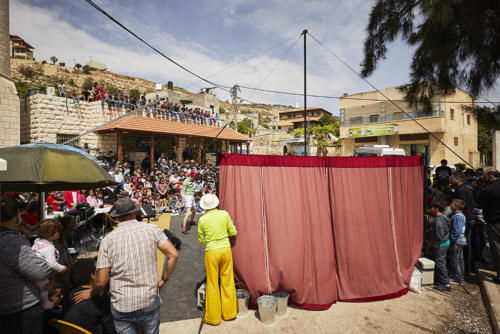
[204,247,237,325]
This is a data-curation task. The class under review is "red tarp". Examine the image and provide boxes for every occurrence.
[218,154,423,310]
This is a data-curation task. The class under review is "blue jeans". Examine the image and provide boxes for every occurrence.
[432,244,449,286]
[449,243,465,282]
[110,294,161,334]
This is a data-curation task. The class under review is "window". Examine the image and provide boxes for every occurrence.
[56,134,79,145]
[467,114,471,125]
[340,108,345,122]
[369,115,379,123]
[454,137,458,146]
[350,117,363,125]
[450,109,454,120]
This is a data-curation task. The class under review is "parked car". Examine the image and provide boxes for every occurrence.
[354,145,406,157]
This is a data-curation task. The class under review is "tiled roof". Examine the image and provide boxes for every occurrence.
[96,116,250,142]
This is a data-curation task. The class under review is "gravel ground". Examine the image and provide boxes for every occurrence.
[439,274,492,334]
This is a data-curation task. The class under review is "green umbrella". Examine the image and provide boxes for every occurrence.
[0,144,117,192]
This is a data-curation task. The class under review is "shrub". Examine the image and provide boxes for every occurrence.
[82,65,91,74]
[41,60,47,64]
[59,62,65,67]
[82,77,94,91]
[129,89,140,99]
[75,63,82,70]
[68,79,75,86]
[18,65,37,79]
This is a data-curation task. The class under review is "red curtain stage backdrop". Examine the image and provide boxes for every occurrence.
[218,154,423,310]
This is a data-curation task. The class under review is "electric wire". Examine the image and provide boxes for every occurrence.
[307,32,475,169]
[183,35,298,91]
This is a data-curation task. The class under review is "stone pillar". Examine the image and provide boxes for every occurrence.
[197,138,202,163]
[117,132,123,162]
[246,142,250,155]
[0,0,10,77]
[225,141,229,154]
[494,130,500,169]
[0,0,20,148]
[150,133,154,170]
[176,136,187,163]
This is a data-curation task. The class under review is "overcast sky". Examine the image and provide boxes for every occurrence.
[11,0,499,114]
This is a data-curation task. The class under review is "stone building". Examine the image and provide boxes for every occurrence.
[0,0,21,148]
[21,94,249,168]
[339,86,479,167]
[9,34,34,60]
[278,107,332,129]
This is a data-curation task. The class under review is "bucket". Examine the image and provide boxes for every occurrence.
[257,295,277,325]
[272,291,289,316]
[236,289,250,315]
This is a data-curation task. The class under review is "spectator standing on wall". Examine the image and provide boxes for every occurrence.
[474,168,500,284]
[58,81,66,97]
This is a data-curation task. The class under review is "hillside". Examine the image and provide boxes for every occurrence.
[10,58,292,125]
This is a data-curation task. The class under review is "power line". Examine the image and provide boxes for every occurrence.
[307,32,475,169]
[82,0,231,92]
[183,35,298,91]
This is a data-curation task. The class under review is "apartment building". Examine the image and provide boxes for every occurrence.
[339,86,479,167]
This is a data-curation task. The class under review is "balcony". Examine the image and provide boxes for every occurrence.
[341,110,445,126]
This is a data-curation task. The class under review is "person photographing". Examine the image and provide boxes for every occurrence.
[197,194,238,325]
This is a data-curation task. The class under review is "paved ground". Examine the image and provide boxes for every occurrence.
[159,213,206,323]
[477,265,500,334]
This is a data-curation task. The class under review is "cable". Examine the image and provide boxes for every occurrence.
[307,32,475,169]
[82,0,231,91]
[245,36,301,101]
[183,35,298,91]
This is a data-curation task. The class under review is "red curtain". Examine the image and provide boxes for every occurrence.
[218,154,423,309]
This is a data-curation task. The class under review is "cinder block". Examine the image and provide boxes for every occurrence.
[417,257,435,286]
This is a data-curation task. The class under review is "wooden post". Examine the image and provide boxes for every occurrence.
[197,138,202,163]
[175,136,181,163]
[117,131,123,162]
[225,141,229,153]
[246,142,250,155]
[150,133,154,170]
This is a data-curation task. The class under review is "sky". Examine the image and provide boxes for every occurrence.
[10,0,499,114]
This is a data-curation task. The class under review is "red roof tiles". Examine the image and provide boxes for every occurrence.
[96,116,250,142]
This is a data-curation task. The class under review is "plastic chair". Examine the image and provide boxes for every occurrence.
[48,319,92,334]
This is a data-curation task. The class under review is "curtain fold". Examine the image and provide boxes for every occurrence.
[218,155,423,309]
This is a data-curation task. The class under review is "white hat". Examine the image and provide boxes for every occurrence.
[200,194,219,210]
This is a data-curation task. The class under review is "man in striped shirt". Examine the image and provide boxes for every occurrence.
[74,197,178,334]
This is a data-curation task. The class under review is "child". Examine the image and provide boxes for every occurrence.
[449,199,467,284]
[169,196,178,215]
[154,196,166,214]
[31,220,68,308]
[45,286,64,311]
[175,195,185,214]
[429,202,451,291]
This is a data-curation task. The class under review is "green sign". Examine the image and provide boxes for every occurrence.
[348,124,398,138]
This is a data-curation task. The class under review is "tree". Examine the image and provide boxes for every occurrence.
[82,77,94,91]
[318,114,338,126]
[75,63,82,70]
[50,56,57,65]
[59,62,65,67]
[471,106,500,165]
[129,89,140,99]
[236,118,255,136]
[219,107,225,114]
[82,65,92,74]
[362,1,500,104]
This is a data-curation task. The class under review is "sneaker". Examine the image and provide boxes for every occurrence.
[181,227,187,234]
[433,284,451,292]
[450,279,462,285]
[190,221,196,225]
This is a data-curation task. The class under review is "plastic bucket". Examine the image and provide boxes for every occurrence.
[257,295,277,325]
[236,289,250,315]
[272,291,289,316]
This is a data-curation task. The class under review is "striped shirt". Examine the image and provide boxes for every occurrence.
[96,219,168,312]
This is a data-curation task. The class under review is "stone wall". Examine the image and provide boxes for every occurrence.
[21,94,129,152]
[0,76,20,147]
[252,132,293,155]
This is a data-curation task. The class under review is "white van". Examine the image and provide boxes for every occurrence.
[354,145,406,157]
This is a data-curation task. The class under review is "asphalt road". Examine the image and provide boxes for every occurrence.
[160,213,206,323]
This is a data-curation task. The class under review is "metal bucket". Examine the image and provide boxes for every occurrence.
[236,289,250,315]
[257,295,277,325]
[272,291,289,316]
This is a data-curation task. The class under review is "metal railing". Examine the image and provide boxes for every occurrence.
[341,110,445,126]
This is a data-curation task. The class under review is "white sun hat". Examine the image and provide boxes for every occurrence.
[200,194,219,210]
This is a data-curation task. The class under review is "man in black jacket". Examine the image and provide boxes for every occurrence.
[474,168,500,284]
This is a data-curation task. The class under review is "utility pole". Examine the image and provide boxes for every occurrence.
[302,29,308,156]
[231,84,240,131]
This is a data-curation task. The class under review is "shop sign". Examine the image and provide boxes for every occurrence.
[348,124,398,138]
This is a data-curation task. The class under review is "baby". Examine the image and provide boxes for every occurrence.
[31,219,68,309]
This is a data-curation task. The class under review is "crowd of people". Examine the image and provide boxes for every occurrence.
[426,160,500,291]
[58,80,223,127]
